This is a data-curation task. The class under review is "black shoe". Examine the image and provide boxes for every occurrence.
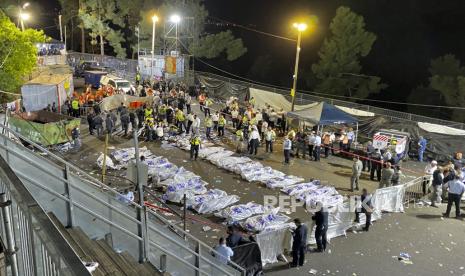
[442,213,449,218]
[363,227,369,232]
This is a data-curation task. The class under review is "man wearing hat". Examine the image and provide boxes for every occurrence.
[290,218,308,267]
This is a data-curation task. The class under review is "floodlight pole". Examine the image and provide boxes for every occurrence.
[291,30,302,112]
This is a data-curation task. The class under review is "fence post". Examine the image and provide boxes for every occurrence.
[0,193,18,276]
[195,241,200,276]
[63,164,74,228]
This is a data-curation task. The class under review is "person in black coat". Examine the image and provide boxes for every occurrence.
[354,188,373,231]
[87,112,95,135]
[291,218,308,267]
[312,206,328,252]
[226,226,247,248]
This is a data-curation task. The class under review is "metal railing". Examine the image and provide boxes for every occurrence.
[0,124,245,276]
[403,176,428,204]
[0,151,89,275]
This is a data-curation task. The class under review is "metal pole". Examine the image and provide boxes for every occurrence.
[183,193,187,240]
[59,14,63,42]
[133,129,147,262]
[355,122,359,145]
[291,31,302,112]
[151,20,156,79]
[137,26,140,59]
[175,23,178,53]
[0,193,18,276]
[101,134,109,184]
[20,18,25,31]
[64,25,67,53]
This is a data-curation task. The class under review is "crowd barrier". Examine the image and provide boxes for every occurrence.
[256,179,413,266]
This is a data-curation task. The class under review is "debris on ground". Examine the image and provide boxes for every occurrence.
[308,268,317,274]
[398,252,413,264]
[202,226,211,232]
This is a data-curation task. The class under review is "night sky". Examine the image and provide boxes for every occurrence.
[24,0,465,112]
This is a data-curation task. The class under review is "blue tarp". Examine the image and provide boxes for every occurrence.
[287,102,358,125]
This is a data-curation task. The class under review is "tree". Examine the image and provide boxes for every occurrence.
[79,0,125,57]
[0,11,45,99]
[190,31,247,61]
[311,6,385,97]
[137,0,246,61]
[428,54,465,122]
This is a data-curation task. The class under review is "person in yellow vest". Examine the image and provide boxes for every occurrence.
[241,114,249,139]
[158,104,167,121]
[71,98,80,118]
[190,134,201,160]
[205,115,213,139]
[217,115,226,137]
[249,96,256,107]
[235,129,244,153]
[175,109,186,133]
[144,106,153,120]
[204,97,213,117]
[145,117,155,141]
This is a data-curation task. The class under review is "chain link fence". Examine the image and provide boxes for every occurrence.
[67,52,464,130]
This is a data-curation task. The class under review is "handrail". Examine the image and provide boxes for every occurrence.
[0,154,90,275]
[0,123,246,275]
[0,123,145,211]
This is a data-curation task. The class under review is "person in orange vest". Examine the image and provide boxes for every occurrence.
[147,88,154,96]
[198,93,206,112]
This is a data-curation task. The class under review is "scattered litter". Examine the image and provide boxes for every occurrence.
[202,226,211,232]
[398,252,411,264]
[439,263,443,267]
[445,247,451,252]
[308,269,317,274]
[211,236,217,239]
[84,262,99,272]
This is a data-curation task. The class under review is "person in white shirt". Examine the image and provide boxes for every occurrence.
[214,237,234,265]
[211,112,219,131]
[186,113,194,134]
[231,108,239,128]
[423,160,437,194]
[185,94,192,113]
[264,126,276,153]
[248,126,261,155]
[192,114,201,135]
[347,128,355,151]
[261,121,268,141]
[269,110,278,128]
[156,124,164,140]
[307,132,316,161]
[283,136,292,164]
[313,132,322,161]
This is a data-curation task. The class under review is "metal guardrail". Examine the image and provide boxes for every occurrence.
[402,176,428,204]
[0,124,245,276]
[0,151,89,275]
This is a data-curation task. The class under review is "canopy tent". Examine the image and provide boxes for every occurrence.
[287,102,358,125]
[288,102,359,143]
[249,88,317,111]
[21,73,73,113]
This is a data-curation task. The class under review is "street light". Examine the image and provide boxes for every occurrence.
[19,2,30,31]
[290,22,308,111]
[151,15,159,79]
[170,14,181,52]
[19,12,30,31]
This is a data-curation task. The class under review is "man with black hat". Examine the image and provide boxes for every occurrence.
[291,218,308,267]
